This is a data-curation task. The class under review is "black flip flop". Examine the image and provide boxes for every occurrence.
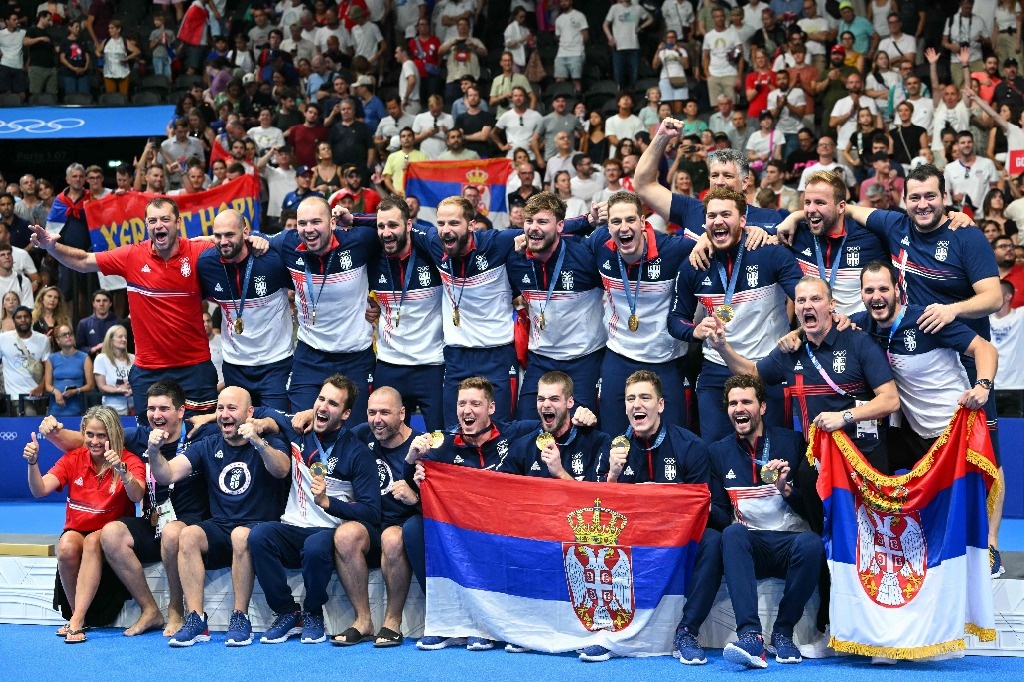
[330,627,375,646]
[373,627,404,648]
[64,628,88,644]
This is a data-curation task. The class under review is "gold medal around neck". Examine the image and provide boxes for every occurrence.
[310,462,328,479]
[715,304,734,324]
[628,314,640,332]
[453,309,461,327]
[539,313,546,330]
[233,318,245,335]
[611,435,630,450]
[430,431,445,448]
[536,432,555,450]
[760,464,779,484]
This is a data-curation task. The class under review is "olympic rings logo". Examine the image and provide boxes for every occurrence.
[0,432,18,441]
[0,118,86,134]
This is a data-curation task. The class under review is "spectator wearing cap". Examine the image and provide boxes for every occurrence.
[281,166,323,214]
[330,164,381,213]
[382,127,428,198]
[438,16,486,105]
[993,58,1024,110]
[490,51,536,120]
[537,92,585,163]
[257,145,298,227]
[353,74,386,136]
[838,1,879,56]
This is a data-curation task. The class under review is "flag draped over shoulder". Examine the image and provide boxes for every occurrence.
[809,407,999,659]
[83,175,261,252]
[404,159,513,230]
[420,462,709,656]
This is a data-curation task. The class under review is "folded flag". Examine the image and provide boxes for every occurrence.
[420,461,709,656]
[809,407,999,659]
[404,159,513,230]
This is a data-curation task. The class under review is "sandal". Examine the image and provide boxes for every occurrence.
[373,626,404,648]
[55,623,70,637]
[64,628,88,644]
[330,627,374,646]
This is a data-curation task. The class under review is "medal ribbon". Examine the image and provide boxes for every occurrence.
[302,248,336,323]
[715,237,746,306]
[812,232,848,289]
[747,432,771,480]
[537,240,566,323]
[617,248,644,325]
[885,305,907,365]
[221,253,255,330]
[441,257,468,319]
[146,429,186,512]
[308,432,337,468]
[393,247,417,320]
[626,424,668,479]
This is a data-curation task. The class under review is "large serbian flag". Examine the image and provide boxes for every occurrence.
[809,407,998,659]
[419,462,709,656]
[404,159,513,230]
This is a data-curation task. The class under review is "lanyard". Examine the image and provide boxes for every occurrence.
[442,257,468,317]
[746,432,771,480]
[146,429,186,508]
[626,424,668,479]
[812,232,848,289]
[308,433,336,467]
[537,240,566,323]
[392,248,417,325]
[714,239,746,305]
[617,248,644,322]
[221,253,254,327]
[885,305,907,364]
[302,248,336,324]
[805,342,849,396]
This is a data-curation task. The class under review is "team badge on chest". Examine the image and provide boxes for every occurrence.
[746,264,758,288]
[934,241,949,262]
[417,266,432,287]
[833,350,846,373]
[254,275,267,297]
[338,250,353,270]
[903,329,917,352]
[647,259,660,280]
[180,257,191,278]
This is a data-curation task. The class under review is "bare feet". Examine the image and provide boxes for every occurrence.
[124,609,165,636]
[163,614,184,637]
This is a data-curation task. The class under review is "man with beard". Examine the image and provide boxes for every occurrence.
[366,198,444,430]
[269,196,377,419]
[43,382,218,637]
[499,371,610,481]
[29,198,222,421]
[404,376,595,651]
[150,386,291,647]
[507,193,606,418]
[850,261,996,468]
[775,171,888,314]
[197,210,294,411]
[580,369,709,663]
[669,188,803,443]
[993,235,1024,308]
[943,130,999,210]
[0,305,48,413]
[688,374,819,669]
[828,72,882,155]
[247,375,382,647]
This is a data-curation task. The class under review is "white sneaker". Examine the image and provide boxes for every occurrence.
[871,656,898,665]
[798,628,837,659]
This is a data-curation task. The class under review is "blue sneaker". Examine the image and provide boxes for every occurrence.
[991,546,1005,577]
[579,645,617,662]
[224,610,253,647]
[770,631,802,664]
[466,637,495,651]
[724,631,768,669]
[260,611,302,644]
[169,611,210,647]
[301,611,326,644]
[674,627,706,665]
[416,636,467,650]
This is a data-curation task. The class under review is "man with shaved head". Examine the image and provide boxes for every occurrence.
[197,210,295,410]
[149,386,292,647]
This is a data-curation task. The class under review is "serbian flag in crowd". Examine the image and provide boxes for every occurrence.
[404,159,513,230]
[177,0,209,46]
[83,175,261,252]
[809,407,998,659]
[419,462,709,656]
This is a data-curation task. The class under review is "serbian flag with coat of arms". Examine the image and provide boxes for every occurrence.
[404,159,513,230]
[809,407,999,659]
[419,461,709,656]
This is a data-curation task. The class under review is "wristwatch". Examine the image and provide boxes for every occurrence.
[117,462,128,474]
[975,379,994,390]
[842,410,854,424]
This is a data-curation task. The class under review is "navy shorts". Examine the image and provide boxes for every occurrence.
[443,344,518,429]
[289,341,374,424]
[375,361,445,431]
[223,356,293,411]
[195,519,261,570]
[122,513,204,564]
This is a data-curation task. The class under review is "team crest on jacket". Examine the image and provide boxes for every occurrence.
[903,329,917,352]
[935,241,949,262]
[417,266,432,287]
[664,457,677,481]
[746,264,758,287]
[377,458,394,494]
[856,504,926,607]
[833,350,846,373]
[571,452,584,476]
[647,258,660,280]
[561,271,574,290]
[847,245,860,267]
[180,257,192,278]
[339,250,353,270]
[476,254,489,271]
[219,462,252,495]
[564,499,634,632]
[326,455,338,473]
[254,275,267,297]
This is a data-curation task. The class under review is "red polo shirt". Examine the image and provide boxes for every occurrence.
[48,447,145,533]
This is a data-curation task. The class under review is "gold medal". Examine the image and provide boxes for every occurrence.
[535,432,555,450]
[311,308,317,326]
[628,314,639,332]
[310,461,328,478]
[149,508,159,527]
[539,313,546,330]
[394,311,400,328]
[611,435,630,450]
[453,309,461,327]
[760,464,779,484]
[430,431,445,448]
[233,318,244,335]
[715,304,734,324]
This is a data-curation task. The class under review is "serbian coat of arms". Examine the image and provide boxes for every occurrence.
[563,499,635,632]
